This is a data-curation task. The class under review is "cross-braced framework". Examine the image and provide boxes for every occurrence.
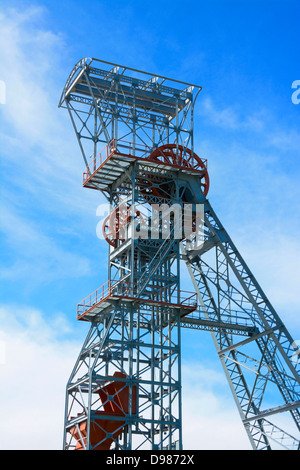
[64,302,183,450]
[182,199,300,450]
[60,58,300,450]
[59,57,200,175]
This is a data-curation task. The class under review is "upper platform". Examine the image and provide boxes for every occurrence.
[77,280,197,322]
[82,139,208,193]
[59,58,203,179]
[59,57,202,117]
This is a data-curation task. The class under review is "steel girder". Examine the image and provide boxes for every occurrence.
[63,301,183,450]
[58,57,201,173]
[181,189,300,450]
[60,58,300,451]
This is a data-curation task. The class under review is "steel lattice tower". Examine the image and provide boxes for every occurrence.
[59,58,300,450]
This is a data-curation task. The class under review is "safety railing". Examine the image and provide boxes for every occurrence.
[185,308,258,330]
[83,139,208,185]
[77,280,197,318]
[83,139,151,184]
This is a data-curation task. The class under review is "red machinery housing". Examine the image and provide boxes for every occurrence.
[102,144,209,247]
[70,372,137,450]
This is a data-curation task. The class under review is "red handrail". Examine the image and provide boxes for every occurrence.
[77,280,197,317]
[82,139,207,185]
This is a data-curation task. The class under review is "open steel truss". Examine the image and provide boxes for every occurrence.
[59,57,201,172]
[181,194,300,450]
[60,58,300,450]
[64,301,183,450]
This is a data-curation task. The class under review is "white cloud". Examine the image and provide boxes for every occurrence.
[0,5,103,213]
[0,3,298,452]
[192,134,300,333]
[0,202,91,284]
[0,305,84,450]
[234,227,300,329]
[199,96,266,132]
[267,128,300,152]
[0,304,251,450]
[199,96,300,154]
[0,6,65,147]
[0,6,103,287]
[182,361,251,450]
[201,97,240,129]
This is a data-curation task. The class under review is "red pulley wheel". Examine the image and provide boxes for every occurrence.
[146,144,209,197]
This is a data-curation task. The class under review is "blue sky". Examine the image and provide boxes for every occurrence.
[0,0,299,450]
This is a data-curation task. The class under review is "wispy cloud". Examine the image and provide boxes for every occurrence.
[1,6,65,145]
[0,6,103,212]
[267,128,300,152]
[0,304,250,450]
[0,6,103,289]
[0,2,299,452]
[0,203,91,285]
[199,96,267,132]
[0,304,84,449]
[198,94,300,156]
[182,361,251,449]
[193,100,300,333]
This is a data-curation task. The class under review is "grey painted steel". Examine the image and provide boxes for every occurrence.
[60,58,300,450]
